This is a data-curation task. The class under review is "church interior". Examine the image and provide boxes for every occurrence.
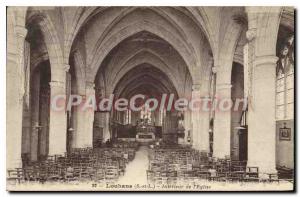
[6,6,294,187]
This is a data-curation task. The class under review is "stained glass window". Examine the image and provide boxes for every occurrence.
[125,109,131,124]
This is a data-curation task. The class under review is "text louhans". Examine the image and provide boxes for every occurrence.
[50,94,247,112]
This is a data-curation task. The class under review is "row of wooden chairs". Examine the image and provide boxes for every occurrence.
[112,140,139,149]
[147,146,263,184]
[7,142,138,184]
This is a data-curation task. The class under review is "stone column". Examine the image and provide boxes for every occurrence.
[213,82,232,158]
[162,111,168,133]
[191,84,201,150]
[247,55,278,177]
[22,109,31,155]
[199,77,211,152]
[73,104,83,148]
[48,65,69,155]
[170,111,177,130]
[21,41,31,156]
[7,25,27,168]
[191,83,210,151]
[198,107,209,152]
[94,112,111,142]
[231,65,245,160]
[245,8,281,177]
[30,71,40,161]
[39,86,50,158]
[73,82,94,148]
[231,117,241,160]
[153,110,159,126]
[103,112,111,141]
[93,86,111,144]
[198,104,210,152]
[84,82,95,147]
[183,110,192,144]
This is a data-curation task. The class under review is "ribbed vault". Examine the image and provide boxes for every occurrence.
[70,7,213,87]
[113,64,178,100]
[95,31,193,99]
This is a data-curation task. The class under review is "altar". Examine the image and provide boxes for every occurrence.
[135,105,156,143]
[135,123,156,142]
[136,132,155,142]
[136,133,155,142]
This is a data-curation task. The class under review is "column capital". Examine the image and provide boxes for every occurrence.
[51,65,70,82]
[49,80,65,88]
[246,28,257,42]
[216,83,232,90]
[95,86,104,92]
[86,81,95,90]
[192,84,201,91]
[208,56,214,66]
[254,55,278,67]
[211,66,217,74]
[85,82,95,96]
[15,25,27,38]
[64,64,70,72]
[51,63,70,74]
[53,64,70,72]
[212,65,229,74]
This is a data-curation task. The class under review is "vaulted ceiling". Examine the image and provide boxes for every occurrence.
[23,6,294,98]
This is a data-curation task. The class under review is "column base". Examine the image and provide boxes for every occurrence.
[75,142,93,149]
[198,149,210,154]
[213,150,231,159]
[259,171,278,180]
[178,137,186,145]
[192,142,200,151]
[260,167,278,179]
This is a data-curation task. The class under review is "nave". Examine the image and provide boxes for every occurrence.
[6,7,295,191]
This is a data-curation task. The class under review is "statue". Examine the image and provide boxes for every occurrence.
[276,35,294,76]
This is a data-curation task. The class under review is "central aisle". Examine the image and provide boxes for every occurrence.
[117,146,149,185]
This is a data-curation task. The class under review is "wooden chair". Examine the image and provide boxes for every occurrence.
[7,168,24,184]
[244,167,259,182]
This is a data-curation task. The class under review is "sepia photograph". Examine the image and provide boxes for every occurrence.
[5,4,295,192]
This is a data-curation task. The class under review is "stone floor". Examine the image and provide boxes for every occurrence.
[118,146,149,185]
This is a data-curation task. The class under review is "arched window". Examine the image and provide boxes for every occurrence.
[276,35,294,120]
[125,109,131,125]
[159,108,166,126]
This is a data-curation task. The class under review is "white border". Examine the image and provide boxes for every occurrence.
[2,0,300,6]
[0,1,299,196]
